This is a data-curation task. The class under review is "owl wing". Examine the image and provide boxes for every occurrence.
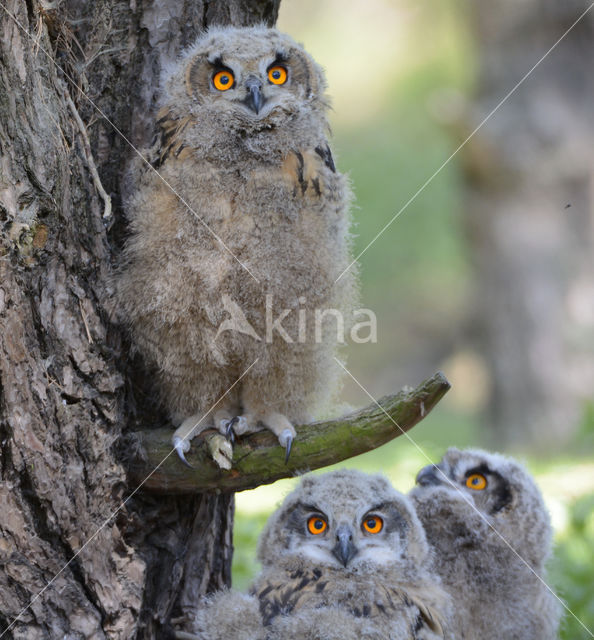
[149,106,195,169]
[397,583,453,640]
[251,568,328,624]
[278,146,340,206]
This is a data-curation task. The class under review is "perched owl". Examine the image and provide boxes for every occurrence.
[116,26,357,466]
[190,470,453,639]
[410,448,562,639]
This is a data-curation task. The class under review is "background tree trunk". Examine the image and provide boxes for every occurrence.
[464,0,594,448]
[0,1,279,638]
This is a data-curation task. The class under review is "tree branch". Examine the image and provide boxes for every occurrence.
[126,371,450,494]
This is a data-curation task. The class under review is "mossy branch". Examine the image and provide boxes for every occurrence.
[126,371,450,494]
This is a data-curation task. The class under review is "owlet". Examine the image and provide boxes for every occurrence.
[410,448,562,639]
[190,470,453,639]
[116,26,358,466]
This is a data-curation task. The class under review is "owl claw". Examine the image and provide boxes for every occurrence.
[173,436,194,468]
[278,428,294,464]
[224,416,239,443]
[284,435,293,463]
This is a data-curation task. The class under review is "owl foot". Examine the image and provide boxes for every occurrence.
[221,415,250,443]
[173,413,225,467]
[219,411,296,463]
[207,433,233,470]
[255,412,296,464]
[173,436,193,468]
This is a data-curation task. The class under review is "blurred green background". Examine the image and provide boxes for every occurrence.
[233,1,594,637]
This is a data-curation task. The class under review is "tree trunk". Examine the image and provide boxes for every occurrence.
[0,1,279,638]
[464,0,594,448]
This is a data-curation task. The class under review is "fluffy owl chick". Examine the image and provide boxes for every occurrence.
[409,448,562,639]
[252,469,453,639]
[116,26,357,466]
[190,594,364,640]
[187,470,451,639]
[190,590,266,640]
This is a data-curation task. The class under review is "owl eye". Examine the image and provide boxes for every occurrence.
[307,515,327,535]
[466,474,487,490]
[362,515,383,534]
[213,70,234,91]
[268,65,288,85]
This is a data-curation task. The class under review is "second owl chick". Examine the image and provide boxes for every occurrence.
[190,469,453,639]
[410,448,562,639]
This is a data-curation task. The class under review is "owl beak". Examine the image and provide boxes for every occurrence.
[415,464,443,487]
[244,77,264,114]
[332,524,358,567]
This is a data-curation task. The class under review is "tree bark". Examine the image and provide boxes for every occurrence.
[0,1,278,638]
[463,0,594,448]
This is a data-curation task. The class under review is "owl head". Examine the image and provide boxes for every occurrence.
[257,469,430,579]
[411,448,553,567]
[158,26,329,161]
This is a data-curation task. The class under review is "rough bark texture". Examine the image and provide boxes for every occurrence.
[0,1,279,638]
[464,0,594,447]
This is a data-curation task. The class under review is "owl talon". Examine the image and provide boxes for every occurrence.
[173,436,194,468]
[224,416,239,443]
[278,428,294,464]
[227,426,235,445]
[284,435,293,463]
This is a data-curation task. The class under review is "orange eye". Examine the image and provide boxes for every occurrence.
[213,70,234,91]
[466,474,487,490]
[268,65,287,85]
[307,516,327,535]
[363,516,383,534]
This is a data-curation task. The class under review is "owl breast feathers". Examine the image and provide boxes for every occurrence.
[116,26,358,464]
[190,470,453,640]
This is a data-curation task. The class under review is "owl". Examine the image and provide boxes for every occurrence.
[116,26,357,466]
[409,448,562,639]
[189,470,453,639]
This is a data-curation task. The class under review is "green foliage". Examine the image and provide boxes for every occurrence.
[551,493,594,638]
[578,400,594,449]
[232,511,268,592]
